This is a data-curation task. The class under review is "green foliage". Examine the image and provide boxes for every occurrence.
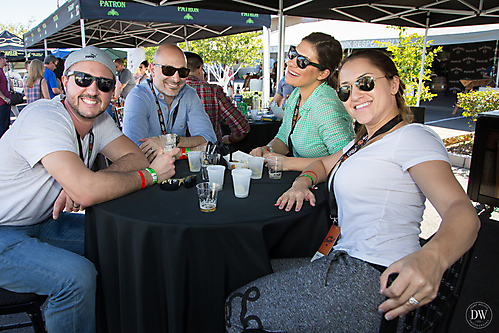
[178,32,262,68]
[144,47,157,66]
[375,27,442,106]
[0,20,37,37]
[242,91,261,107]
[457,89,499,123]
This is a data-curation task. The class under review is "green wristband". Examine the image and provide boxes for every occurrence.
[297,174,314,188]
[145,167,158,185]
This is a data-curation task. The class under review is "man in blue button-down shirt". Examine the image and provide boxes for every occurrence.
[123,44,216,161]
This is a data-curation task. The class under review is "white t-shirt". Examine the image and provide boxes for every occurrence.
[0,98,122,226]
[330,124,450,267]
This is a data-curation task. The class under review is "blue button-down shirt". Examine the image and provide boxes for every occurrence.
[122,81,216,146]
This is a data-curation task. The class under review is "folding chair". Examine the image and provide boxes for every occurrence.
[379,243,475,333]
[0,288,47,333]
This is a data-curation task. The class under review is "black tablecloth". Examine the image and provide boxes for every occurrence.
[85,160,329,333]
[222,120,281,153]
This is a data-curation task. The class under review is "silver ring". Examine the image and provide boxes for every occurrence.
[408,296,420,306]
[150,148,154,153]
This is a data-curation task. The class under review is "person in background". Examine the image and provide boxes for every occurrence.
[250,33,354,171]
[43,54,62,99]
[271,73,294,109]
[185,51,249,145]
[22,60,31,87]
[23,59,50,104]
[226,49,480,333]
[0,52,11,138]
[54,57,65,95]
[122,44,216,162]
[0,46,177,333]
[114,58,136,99]
[135,60,150,85]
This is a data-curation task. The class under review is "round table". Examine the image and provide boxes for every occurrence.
[85,160,330,333]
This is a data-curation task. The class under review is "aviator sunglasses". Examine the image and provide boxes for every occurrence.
[159,175,197,191]
[288,45,325,70]
[154,64,190,78]
[66,71,116,93]
[336,75,388,102]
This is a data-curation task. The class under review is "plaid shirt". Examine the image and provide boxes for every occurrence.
[186,76,249,141]
[24,78,42,104]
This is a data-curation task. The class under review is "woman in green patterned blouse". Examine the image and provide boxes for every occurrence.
[250,32,355,171]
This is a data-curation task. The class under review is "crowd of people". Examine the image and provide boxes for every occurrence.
[0,31,480,332]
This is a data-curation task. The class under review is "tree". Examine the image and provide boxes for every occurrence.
[0,20,37,37]
[178,31,262,91]
[375,26,442,106]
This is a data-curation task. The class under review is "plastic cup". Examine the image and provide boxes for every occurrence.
[267,156,284,179]
[163,133,178,152]
[207,165,225,191]
[196,182,218,212]
[187,151,202,172]
[231,169,252,198]
[248,156,265,179]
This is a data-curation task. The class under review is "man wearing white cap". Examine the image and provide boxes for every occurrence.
[0,46,177,332]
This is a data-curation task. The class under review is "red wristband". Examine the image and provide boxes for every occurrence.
[229,135,237,144]
[302,170,318,181]
[137,170,146,189]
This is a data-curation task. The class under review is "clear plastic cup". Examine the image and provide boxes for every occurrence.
[267,156,284,179]
[231,169,252,198]
[163,133,178,152]
[207,165,225,191]
[196,182,218,212]
[187,151,202,172]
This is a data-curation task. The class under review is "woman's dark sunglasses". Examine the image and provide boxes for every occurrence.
[159,175,197,191]
[336,75,387,102]
[288,45,325,70]
[66,71,116,93]
[154,64,190,78]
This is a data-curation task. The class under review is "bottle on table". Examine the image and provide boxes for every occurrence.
[252,92,261,110]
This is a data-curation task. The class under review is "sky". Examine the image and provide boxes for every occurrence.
[2,0,61,30]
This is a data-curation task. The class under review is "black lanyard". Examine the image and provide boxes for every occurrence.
[287,95,301,157]
[327,114,402,221]
[147,79,179,135]
[75,126,94,169]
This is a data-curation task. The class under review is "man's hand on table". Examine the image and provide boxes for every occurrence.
[150,147,178,181]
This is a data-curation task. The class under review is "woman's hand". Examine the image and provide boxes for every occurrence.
[275,178,316,212]
[378,248,446,320]
[140,136,166,162]
[250,146,266,157]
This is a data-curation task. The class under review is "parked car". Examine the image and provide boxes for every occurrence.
[7,70,24,95]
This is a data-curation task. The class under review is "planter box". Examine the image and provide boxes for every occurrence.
[448,152,471,169]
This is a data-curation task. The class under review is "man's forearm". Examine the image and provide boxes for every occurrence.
[101,152,149,172]
[178,136,207,148]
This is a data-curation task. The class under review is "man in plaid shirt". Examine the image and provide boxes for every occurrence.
[185,52,249,145]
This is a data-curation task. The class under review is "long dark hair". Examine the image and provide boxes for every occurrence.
[301,32,343,88]
[337,49,413,140]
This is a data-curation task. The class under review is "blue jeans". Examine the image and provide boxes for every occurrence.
[0,103,10,138]
[0,213,97,333]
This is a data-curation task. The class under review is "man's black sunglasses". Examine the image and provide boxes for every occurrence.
[336,75,387,102]
[288,45,325,70]
[159,175,197,191]
[66,71,116,93]
[154,64,190,78]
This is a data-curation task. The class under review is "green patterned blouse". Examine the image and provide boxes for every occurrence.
[275,82,354,157]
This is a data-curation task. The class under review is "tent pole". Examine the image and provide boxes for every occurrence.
[277,0,285,85]
[44,39,48,57]
[263,26,270,106]
[416,14,430,107]
[80,19,86,48]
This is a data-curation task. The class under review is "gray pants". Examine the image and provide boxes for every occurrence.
[225,251,385,333]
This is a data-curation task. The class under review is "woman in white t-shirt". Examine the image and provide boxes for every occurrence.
[225,50,480,332]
